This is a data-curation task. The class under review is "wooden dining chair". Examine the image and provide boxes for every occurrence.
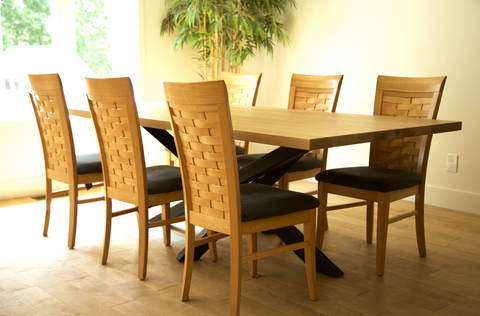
[84,76,186,280]
[163,80,319,316]
[27,73,104,249]
[237,74,343,195]
[316,75,447,276]
[165,72,262,166]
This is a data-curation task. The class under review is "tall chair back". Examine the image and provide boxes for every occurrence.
[370,75,445,177]
[165,80,240,233]
[85,77,147,205]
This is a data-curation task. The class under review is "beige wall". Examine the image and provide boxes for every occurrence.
[143,0,479,214]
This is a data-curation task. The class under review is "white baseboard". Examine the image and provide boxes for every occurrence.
[423,185,480,215]
[0,177,67,200]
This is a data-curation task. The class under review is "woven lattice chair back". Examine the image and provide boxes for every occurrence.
[29,74,76,181]
[219,72,262,107]
[164,80,239,234]
[85,77,147,206]
[370,76,447,176]
[287,74,344,161]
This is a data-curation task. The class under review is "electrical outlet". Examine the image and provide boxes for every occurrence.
[446,154,458,173]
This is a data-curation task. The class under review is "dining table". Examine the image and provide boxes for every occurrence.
[69,102,462,278]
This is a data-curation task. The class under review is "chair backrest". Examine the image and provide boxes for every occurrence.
[287,74,343,111]
[219,72,262,107]
[287,74,344,160]
[369,75,447,177]
[28,74,77,182]
[219,72,262,154]
[84,77,148,206]
[163,80,240,235]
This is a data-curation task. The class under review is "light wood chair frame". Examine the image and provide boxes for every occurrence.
[163,80,318,316]
[28,73,104,249]
[317,75,447,275]
[84,77,184,280]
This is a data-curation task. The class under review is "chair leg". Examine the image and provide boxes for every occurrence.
[230,234,243,316]
[316,182,328,250]
[43,178,52,237]
[305,209,319,301]
[376,193,391,276]
[207,229,218,262]
[138,205,149,280]
[415,192,427,257]
[181,223,196,301]
[102,198,113,265]
[67,183,78,249]
[366,201,374,244]
[247,233,257,277]
[277,174,289,190]
[162,204,171,245]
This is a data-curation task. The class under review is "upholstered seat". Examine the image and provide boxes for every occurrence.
[76,153,102,175]
[316,167,423,193]
[145,165,183,194]
[239,183,320,222]
[238,154,324,171]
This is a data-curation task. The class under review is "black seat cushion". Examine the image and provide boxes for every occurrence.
[315,166,423,193]
[146,165,183,194]
[236,153,264,168]
[288,156,323,172]
[235,145,245,156]
[239,183,320,222]
[237,153,322,172]
[76,152,102,175]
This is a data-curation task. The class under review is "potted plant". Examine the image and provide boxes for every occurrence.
[160,0,296,80]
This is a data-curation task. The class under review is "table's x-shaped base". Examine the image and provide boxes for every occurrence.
[145,127,344,278]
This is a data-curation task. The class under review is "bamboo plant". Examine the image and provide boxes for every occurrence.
[160,0,296,81]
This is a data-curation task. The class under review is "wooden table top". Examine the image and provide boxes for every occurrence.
[70,103,462,151]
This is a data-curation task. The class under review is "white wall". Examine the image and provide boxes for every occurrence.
[143,0,479,214]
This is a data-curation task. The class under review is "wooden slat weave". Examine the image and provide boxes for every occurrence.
[90,98,139,196]
[169,102,231,221]
[374,90,435,172]
[292,87,334,111]
[31,92,70,175]
[226,85,256,107]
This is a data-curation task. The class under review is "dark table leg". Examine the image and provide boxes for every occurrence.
[144,127,344,277]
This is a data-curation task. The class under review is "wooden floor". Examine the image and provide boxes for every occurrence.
[1,181,479,316]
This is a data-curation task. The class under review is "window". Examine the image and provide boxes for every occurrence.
[0,0,139,121]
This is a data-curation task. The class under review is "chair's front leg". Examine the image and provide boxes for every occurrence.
[230,233,243,316]
[304,208,319,301]
[247,233,257,277]
[376,193,391,276]
[415,190,427,257]
[44,178,52,237]
[181,223,196,301]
